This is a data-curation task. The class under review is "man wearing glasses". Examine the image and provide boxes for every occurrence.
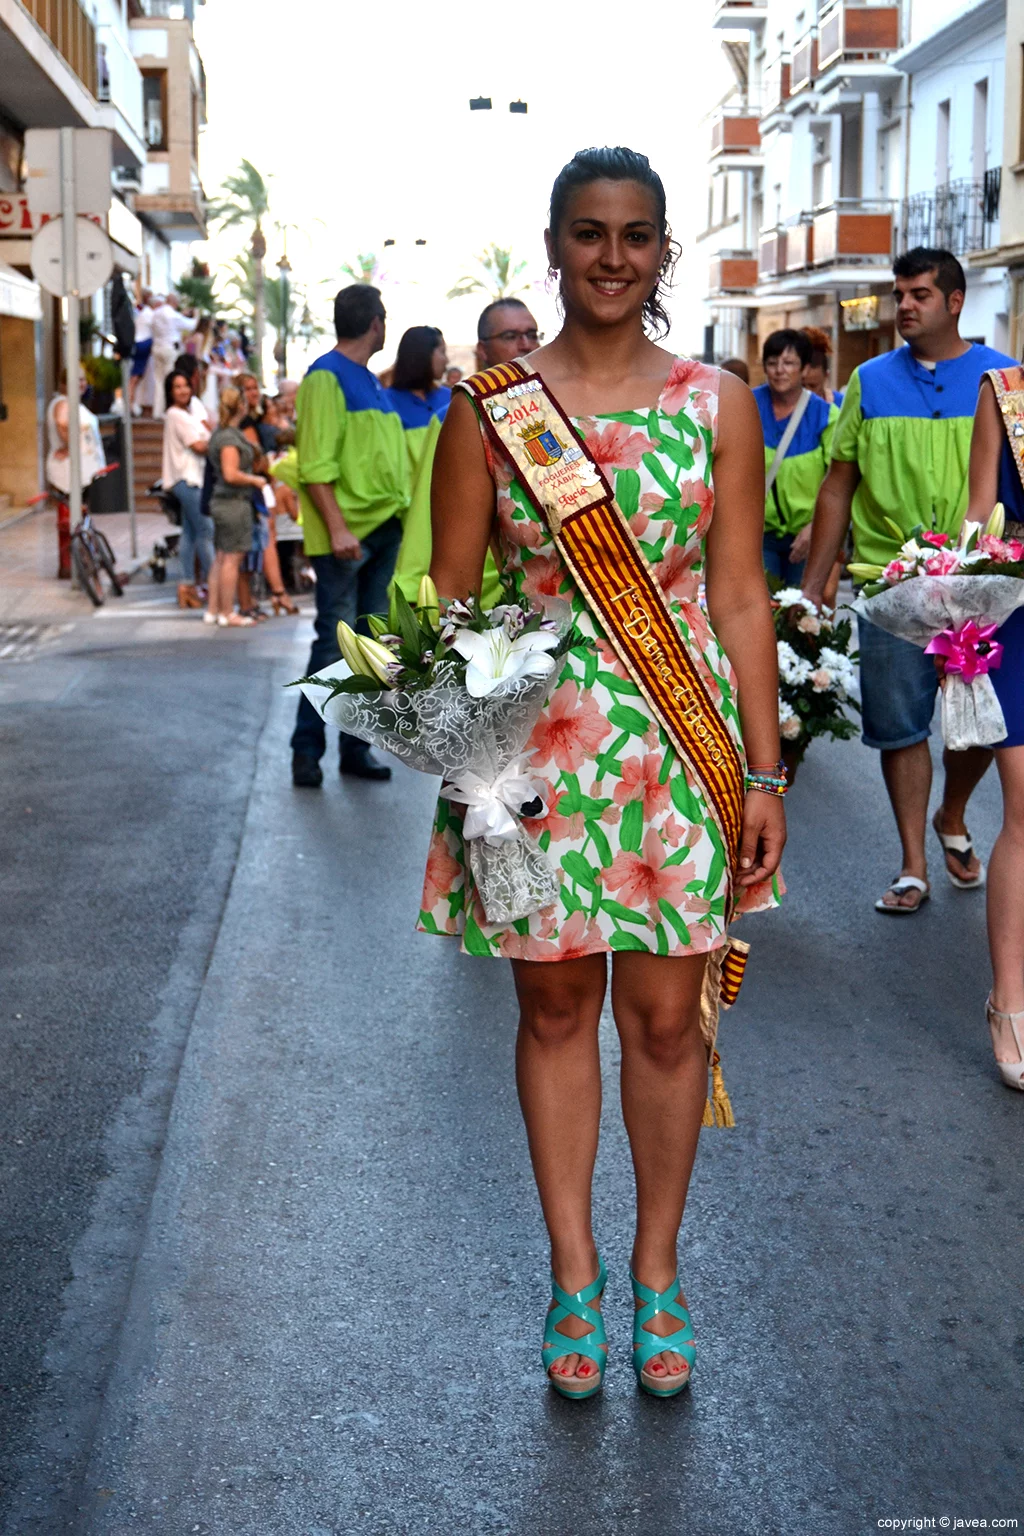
[475,299,542,371]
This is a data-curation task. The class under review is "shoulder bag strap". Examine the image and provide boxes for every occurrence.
[764,388,812,496]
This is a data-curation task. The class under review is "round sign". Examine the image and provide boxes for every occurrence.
[31,215,113,298]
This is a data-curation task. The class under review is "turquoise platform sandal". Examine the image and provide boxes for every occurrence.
[542,1259,608,1400]
[631,1271,696,1398]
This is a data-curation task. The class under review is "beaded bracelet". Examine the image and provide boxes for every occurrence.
[744,759,789,797]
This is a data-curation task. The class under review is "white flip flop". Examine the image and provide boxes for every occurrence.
[932,813,986,889]
[875,875,930,915]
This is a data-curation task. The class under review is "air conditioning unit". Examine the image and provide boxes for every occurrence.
[113,166,142,194]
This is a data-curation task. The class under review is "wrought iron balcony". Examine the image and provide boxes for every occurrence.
[898,174,1001,258]
[818,2,900,73]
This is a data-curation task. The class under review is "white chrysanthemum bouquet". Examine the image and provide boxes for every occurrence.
[851,504,1024,750]
[292,577,576,924]
[771,588,860,771]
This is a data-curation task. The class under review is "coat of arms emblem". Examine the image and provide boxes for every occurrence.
[518,418,565,467]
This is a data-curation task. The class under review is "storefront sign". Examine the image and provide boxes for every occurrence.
[841,295,880,332]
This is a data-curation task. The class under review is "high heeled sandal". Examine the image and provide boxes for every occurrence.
[631,1271,695,1398]
[542,1258,608,1400]
[270,589,299,616]
[986,997,1024,1091]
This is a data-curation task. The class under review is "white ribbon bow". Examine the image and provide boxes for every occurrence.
[440,756,547,843]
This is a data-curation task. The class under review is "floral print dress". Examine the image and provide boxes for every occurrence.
[418,358,779,961]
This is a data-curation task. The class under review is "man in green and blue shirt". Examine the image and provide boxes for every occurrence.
[290,284,410,786]
[803,248,1014,912]
[754,328,838,586]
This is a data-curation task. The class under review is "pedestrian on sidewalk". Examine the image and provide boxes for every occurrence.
[45,373,105,500]
[755,328,838,587]
[958,362,1024,1088]
[233,372,297,618]
[162,371,213,609]
[205,386,266,628]
[802,247,1015,913]
[151,296,197,421]
[290,284,410,786]
[129,290,154,416]
[425,146,784,1401]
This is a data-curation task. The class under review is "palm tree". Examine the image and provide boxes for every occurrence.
[340,252,386,286]
[208,160,271,381]
[447,244,530,302]
[222,252,326,372]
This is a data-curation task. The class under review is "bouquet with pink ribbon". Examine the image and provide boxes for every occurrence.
[851,505,1024,749]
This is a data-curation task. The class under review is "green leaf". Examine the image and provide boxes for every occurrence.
[463,913,493,956]
[389,584,423,655]
[659,434,695,472]
[435,798,450,833]
[608,703,651,737]
[601,898,650,927]
[596,670,641,697]
[638,538,666,564]
[659,900,692,946]
[655,922,670,956]
[619,798,644,853]
[418,910,441,935]
[642,451,679,500]
[670,774,701,821]
[513,917,530,937]
[582,643,599,690]
[561,850,597,891]
[614,411,651,427]
[578,793,612,818]
[609,930,650,952]
[659,747,676,783]
[560,773,583,813]
[586,818,613,867]
[539,830,551,853]
[595,729,630,778]
[676,412,701,440]
[560,884,583,915]
[661,847,695,867]
[615,468,641,518]
[703,843,726,898]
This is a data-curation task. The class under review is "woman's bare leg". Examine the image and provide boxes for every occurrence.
[988,746,1024,1059]
[512,954,607,1384]
[611,949,709,1383]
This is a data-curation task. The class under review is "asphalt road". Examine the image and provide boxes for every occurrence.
[1,603,1022,1536]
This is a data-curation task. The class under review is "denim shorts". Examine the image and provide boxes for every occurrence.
[857,614,938,750]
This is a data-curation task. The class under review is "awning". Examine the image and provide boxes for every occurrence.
[0,259,41,321]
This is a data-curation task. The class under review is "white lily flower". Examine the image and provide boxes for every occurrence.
[451,626,560,698]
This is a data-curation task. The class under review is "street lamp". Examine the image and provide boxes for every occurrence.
[276,250,291,383]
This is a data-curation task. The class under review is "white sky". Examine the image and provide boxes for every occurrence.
[191,0,726,374]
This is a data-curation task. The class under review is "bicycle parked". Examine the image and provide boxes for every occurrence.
[27,465,124,608]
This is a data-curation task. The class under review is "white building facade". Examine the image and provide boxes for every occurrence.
[701,0,1011,384]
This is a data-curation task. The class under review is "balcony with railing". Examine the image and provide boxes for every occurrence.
[812,199,894,266]
[710,251,759,293]
[96,21,145,159]
[786,221,815,271]
[899,173,1001,258]
[817,2,901,74]
[791,29,818,94]
[17,0,98,96]
[712,0,767,29]
[710,108,761,160]
[759,227,789,279]
[761,55,791,120]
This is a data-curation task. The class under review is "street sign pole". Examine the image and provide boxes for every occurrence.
[120,355,137,556]
[60,129,82,570]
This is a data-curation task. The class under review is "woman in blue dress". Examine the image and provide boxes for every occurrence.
[965,363,1024,1090]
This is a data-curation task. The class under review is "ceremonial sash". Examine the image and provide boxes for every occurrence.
[988,367,1024,523]
[458,359,746,899]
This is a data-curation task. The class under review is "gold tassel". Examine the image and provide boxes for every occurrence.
[710,1050,735,1128]
[702,1096,715,1127]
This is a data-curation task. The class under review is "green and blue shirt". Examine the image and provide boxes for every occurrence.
[754,385,838,539]
[831,342,1015,568]
[294,349,410,557]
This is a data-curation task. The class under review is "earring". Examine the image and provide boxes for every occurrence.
[547,264,558,279]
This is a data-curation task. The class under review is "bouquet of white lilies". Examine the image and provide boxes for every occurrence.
[293,577,575,924]
[851,504,1024,750]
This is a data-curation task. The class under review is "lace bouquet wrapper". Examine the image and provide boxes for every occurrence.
[850,510,1024,750]
[294,583,575,925]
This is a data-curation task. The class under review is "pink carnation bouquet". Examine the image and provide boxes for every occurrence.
[851,504,1024,749]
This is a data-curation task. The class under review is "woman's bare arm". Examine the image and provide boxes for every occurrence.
[966,377,1003,525]
[218,444,264,489]
[429,390,495,600]
[704,371,785,885]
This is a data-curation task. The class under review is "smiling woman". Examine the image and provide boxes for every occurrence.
[424,145,784,1405]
